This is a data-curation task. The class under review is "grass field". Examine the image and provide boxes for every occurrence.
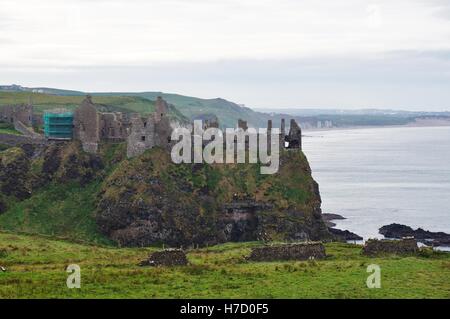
[0,232,449,299]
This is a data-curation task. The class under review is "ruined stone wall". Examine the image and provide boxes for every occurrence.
[13,121,43,140]
[126,115,156,158]
[141,250,188,267]
[13,104,33,127]
[238,119,248,130]
[99,112,128,141]
[126,97,173,157]
[0,106,15,123]
[286,119,302,150]
[0,104,33,127]
[248,242,326,261]
[154,116,173,151]
[362,238,418,256]
[154,96,169,121]
[73,96,100,153]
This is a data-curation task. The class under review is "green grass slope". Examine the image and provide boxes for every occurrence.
[0,233,449,298]
[0,143,126,245]
[0,91,188,123]
[95,92,267,127]
[1,86,271,128]
[0,181,111,245]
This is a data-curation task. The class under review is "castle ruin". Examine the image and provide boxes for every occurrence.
[1,95,303,159]
[0,103,33,127]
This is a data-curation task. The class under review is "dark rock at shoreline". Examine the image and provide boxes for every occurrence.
[325,221,336,227]
[322,213,346,221]
[379,223,450,247]
[322,213,346,228]
[328,227,363,241]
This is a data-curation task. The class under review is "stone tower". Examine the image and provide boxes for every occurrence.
[155,96,169,121]
[286,119,302,149]
[73,95,100,153]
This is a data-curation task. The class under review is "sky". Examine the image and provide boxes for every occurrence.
[1,0,450,110]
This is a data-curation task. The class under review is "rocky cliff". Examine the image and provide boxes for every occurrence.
[0,142,331,246]
[96,147,331,247]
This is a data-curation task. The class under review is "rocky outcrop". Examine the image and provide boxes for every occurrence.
[140,249,188,267]
[322,213,346,227]
[247,242,326,261]
[0,198,7,214]
[41,142,103,185]
[0,147,31,200]
[328,227,363,241]
[96,148,331,247]
[0,133,45,147]
[0,142,103,214]
[379,223,450,247]
[362,238,418,256]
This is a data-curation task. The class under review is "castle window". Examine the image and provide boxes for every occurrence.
[141,136,146,141]
[143,122,147,128]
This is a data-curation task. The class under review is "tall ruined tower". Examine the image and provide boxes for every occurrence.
[154,96,169,121]
[73,95,100,153]
[286,119,302,149]
[280,118,286,146]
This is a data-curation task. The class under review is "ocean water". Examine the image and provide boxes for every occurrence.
[302,126,450,240]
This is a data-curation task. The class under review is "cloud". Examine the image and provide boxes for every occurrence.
[1,0,449,110]
[1,0,450,68]
[1,50,449,110]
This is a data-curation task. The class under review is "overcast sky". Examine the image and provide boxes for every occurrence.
[1,0,450,110]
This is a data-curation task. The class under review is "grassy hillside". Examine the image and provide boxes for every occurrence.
[0,232,449,298]
[94,92,268,128]
[0,181,111,245]
[1,86,273,128]
[0,91,188,123]
[0,142,126,245]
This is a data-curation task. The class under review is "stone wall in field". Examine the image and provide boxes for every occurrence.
[362,238,418,256]
[141,249,188,267]
[248,242,326,262]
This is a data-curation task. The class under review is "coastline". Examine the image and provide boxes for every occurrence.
[303,121,450,133]
[303,125,450,252]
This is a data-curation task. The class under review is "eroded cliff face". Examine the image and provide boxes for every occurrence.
[0,147,31,212]
[0,142,103,213]
[96,148,331,247]
[0,142,331,246]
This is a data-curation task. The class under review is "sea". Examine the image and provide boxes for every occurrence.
[302,126,450,244]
